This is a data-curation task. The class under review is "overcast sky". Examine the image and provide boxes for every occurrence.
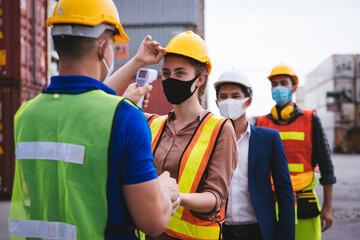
[205,0,360,117]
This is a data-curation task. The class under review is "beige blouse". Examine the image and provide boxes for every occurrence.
[145,110,238,240]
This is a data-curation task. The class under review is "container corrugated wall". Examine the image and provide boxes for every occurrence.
[118,76,173,116]
[0,0,48,198]
[114,0,201,27]
[114,26,194,72]
[0,86,19,198]
[0,0,47,87]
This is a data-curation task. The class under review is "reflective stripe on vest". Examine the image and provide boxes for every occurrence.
[257,110,314,191]
[16,142,85,164]
[149,112,227,240]
[148,115,168,152]
[8,219,76,240]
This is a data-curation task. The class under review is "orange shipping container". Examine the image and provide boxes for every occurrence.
[0,82,42,199]
[0,0,48,88]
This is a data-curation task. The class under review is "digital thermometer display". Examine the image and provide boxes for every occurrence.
[136,68,158,87]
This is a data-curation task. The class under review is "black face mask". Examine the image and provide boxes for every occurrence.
[162,74,200,105]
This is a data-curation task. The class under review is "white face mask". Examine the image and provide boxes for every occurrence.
[100,41,114,82]
[218,97,249,120]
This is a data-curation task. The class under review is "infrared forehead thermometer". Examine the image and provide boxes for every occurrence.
[135,68,158,108]
[136,68,158,87]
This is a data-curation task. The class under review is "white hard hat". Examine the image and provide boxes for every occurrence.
[214,69,252,89]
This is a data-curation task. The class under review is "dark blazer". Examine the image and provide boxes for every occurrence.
[248,124,295,240]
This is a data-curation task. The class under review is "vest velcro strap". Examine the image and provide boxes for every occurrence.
[16,142,85,164]
[8,219,77,239]
[279,132,305,140]
[105,222,135,237]
[288,163,304,172]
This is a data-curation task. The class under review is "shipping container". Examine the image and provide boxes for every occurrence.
[295,86,305,109]
[114,26,194,73]
[334,78,356,103]
[113,0,204,73]
[0,0,48,88]
[306,55,355,88]
[118,77,173,115]
[335,102,355,128]
[317,106,336,131]
[356,103,360,127]
[334,128,360,153]
[355,54,360,78]
[0,84,19,199]
[112,0,205,112]
[0,0,48,198]
[356,78,360,103]
[305,55,360,153]
[115,0,203,32]
[0,82,42,199]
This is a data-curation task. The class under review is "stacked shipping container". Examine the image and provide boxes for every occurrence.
[305,54,360,153]
[0,0,47,198]
[114,0,205,114]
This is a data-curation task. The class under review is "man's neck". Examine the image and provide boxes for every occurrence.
[233,114,248,140]
[58,57,103,81]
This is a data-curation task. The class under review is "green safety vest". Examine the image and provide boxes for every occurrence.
[9,90,127,240]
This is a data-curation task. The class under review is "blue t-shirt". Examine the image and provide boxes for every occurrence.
[45,75,158,239]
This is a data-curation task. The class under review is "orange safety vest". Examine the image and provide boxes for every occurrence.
[257,110,315,192]
[148,112,228,240]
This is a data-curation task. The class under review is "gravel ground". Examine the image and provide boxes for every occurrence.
[0,154,359,239]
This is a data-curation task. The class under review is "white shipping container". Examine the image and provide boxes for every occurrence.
[319,80,336,108]
[335,103,355,127]
[334,78,356,102]
[295,86,305,109]
[306,55,355,83]
[355,54,360,78]
[356,78,360,103]
[317,106,336,130]
[324,128,335,151]
[305,69,320,92]
[304,89,319,110]
[356,103,360,127]
[333,55,355,78]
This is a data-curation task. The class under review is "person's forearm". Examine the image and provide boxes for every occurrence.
[322,184,333,209]
[180,192,216,213]
[104,57,145,92]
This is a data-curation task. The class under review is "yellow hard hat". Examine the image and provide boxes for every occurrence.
[46,0,129,43]
[165,31,212,74]
[267,63,299,85]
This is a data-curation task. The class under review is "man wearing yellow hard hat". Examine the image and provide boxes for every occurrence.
[8,0,180,239]
[256,63,336,240]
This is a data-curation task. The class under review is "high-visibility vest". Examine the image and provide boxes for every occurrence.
[148,112,228,240]
[257,110,315,192]
[9,90,129,240]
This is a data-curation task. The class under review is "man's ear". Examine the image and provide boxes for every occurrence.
[98,39,111,59]
[291,85,298,95]
[245,97,252,108]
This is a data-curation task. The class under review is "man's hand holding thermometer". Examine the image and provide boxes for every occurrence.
[135,68,158,108]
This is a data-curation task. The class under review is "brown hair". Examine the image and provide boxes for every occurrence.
[164,53,208,105]
[53,29,114,61]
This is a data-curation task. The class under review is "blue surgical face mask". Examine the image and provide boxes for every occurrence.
[100,41,114,82]
[272,86,292,106]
